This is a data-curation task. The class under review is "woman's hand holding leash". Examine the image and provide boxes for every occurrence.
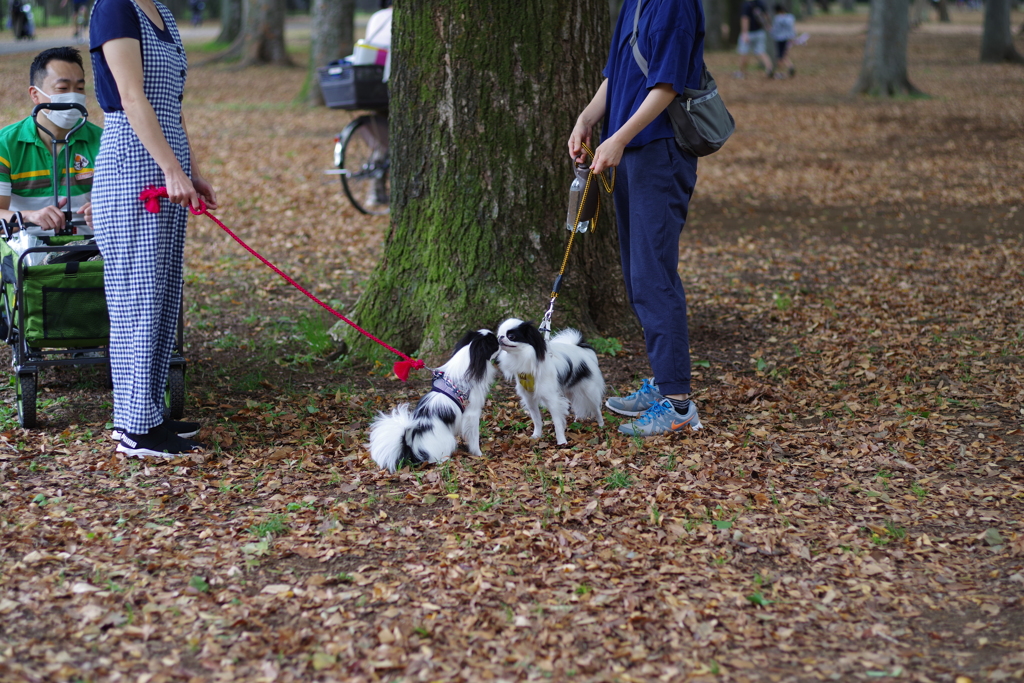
[163,165,200,210]
[191,172,217,211]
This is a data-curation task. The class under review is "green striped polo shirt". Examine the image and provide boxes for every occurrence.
[0,115,103,216]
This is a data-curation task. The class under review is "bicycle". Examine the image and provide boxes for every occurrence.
[332,110,389,216]
[318,61,390,216]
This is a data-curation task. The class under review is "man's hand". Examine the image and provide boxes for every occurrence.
[77,201,92,230]
[192,173,218,211]
[24,197,68,232]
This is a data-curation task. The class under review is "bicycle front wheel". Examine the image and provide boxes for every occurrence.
[338,114,390,216]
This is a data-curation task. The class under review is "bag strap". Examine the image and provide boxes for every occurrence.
[630,0,650,77]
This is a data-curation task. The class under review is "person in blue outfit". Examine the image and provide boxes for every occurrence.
[568,0,704,437]
[90,0,217,458]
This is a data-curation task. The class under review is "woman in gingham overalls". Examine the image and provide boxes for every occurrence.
[90,0,217,458]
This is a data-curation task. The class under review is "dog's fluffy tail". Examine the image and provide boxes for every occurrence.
[552,328,588,348]
[369,404,416,473]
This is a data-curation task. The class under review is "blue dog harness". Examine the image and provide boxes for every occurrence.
[431,370,467,412]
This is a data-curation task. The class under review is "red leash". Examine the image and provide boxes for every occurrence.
[138,186,424,381]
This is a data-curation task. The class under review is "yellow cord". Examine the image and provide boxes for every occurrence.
[552,142,615,299]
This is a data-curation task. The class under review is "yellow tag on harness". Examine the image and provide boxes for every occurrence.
[518,373,535,392]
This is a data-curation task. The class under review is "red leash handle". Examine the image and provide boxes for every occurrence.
[138,186,424,381]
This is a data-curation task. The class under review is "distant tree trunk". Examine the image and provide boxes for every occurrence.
[307,0,355,105]
[703,0,724,49]
[217,0,244,43]
[840,0,855,12]
[853,0,922,96]
[936,0,950,22]
[980,0,1024,63]
[350,0,636,362]
[727,0,743,45]
[217,0,293,66]
[608,0,623,29]
[910,0,929,27]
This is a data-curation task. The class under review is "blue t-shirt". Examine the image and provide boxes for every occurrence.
[603,0,704,149]
[89,0,175,112]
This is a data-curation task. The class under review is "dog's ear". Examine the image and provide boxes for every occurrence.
[520,321,547,363]
[452,329,479,357]
[467,332,500,382]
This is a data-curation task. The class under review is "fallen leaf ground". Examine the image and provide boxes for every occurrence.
[1,9,1023,683]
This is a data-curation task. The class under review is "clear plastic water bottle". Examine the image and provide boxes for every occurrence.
[565,164,596,233]
[566,174,590,233]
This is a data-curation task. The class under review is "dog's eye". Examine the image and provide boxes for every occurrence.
[507,332,518,341]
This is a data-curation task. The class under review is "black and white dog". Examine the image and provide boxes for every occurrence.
[495,318,604,445]
[369,329,500,473]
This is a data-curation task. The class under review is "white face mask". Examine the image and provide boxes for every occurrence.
[34,88,86,130]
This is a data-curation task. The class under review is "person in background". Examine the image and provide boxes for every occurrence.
[770,2,797,78]
[0,47,99,234]
[364,0,392,82]
[189,0,204,27]
[90,0,217,457]
[59,0,91,42]
[734,0,774,78]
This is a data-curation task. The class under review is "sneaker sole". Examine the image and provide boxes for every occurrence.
[111,428,200,441]
[617,417,703,436]
[116,443,195,459]
[604,400,648,418]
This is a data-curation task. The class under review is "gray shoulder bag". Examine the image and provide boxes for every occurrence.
[630,0,735,157]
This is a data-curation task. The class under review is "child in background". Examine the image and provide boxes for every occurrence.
[771,3,797,78]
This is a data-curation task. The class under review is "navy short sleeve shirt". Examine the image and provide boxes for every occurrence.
[89,0,174,111]
[603,0,705,148]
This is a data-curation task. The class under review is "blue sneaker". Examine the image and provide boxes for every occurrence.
[618,398,702,437]
[605,378,663,417]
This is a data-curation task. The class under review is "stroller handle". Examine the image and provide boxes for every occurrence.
[31,102,89,142]
[30,103,89,237]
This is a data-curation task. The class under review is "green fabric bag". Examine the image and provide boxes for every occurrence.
[0,237,109,348]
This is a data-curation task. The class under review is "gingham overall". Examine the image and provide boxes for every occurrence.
[91,1,189,434]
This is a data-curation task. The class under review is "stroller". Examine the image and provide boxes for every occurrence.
[0,103,186,428]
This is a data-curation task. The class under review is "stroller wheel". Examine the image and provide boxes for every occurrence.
[166,364,185,420]
[16,372,37,429]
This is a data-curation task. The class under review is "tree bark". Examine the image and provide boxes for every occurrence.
[227,0,293,66]
[349,0,637,363]
[980,0,1024,63]
[703,0,724,50]
[307,0,355,105]
[217,0,244,44]
[936,0,950,23]
[853,0,922,96]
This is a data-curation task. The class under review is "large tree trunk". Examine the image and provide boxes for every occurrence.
[307,0,355,105]
[853,0,922,96]
[980,0,1024,63]
[703,0,725,50]
[349,0,637,363]
[936,0,950,23]
[242,0,292,65]
[217,0,244,44]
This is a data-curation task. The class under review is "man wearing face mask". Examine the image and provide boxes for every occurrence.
[0,47,102,234]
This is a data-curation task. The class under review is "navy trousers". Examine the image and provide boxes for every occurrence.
[613,138,697,396]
